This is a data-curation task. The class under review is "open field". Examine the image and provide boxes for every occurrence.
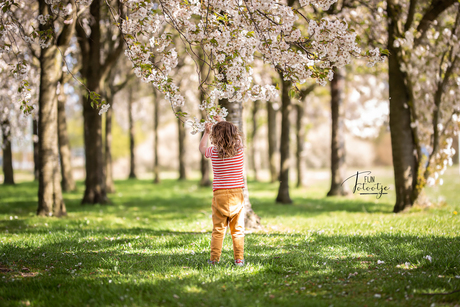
[0,167,459,306]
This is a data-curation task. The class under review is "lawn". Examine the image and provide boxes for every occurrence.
[0,167,459,307]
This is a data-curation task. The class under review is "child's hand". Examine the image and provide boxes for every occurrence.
[214,115,224,122]
[205,122,212,134]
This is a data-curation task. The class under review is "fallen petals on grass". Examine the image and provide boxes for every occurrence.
[374,294,382,298]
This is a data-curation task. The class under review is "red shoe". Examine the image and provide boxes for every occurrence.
[234,259,245,267]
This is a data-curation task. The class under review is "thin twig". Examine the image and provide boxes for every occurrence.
[420,289,460,296]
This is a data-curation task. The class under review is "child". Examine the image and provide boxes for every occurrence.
[199,116,245,267]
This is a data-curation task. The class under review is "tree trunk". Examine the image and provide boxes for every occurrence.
[33,118,39,181]
[200,110,211,186]
[1,120,15,185]
[80,0,107,204]
[219,99,261,229]
[177,111,187,180]
[296,99,306,188]
[198,50,211,186]
[276,76,293,204]
[57,90,76,192]
[266,100,278,183]
[251,100,260,181]
[36,0,68,217]
[327,67,349,196]
[153,89,160,184]
[105,90,115,193]
[128,87,136,179]
[387,12,417,213]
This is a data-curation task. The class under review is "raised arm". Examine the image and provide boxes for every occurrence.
[199,123,212,155]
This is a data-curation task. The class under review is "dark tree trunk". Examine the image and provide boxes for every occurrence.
[296,99,306,188]
[266,100,278,183]
[200,110,211,186]
[276,76,293,204]
[36,0,72,217]
[33,118,39,181]
[128,87,137,179]
[387,8,417,213]
[327,67,349,196]
[251,100,260,181]
[1,120,15,185]
[57,91,76,192]
[219,99,261,229]
[105,90,115,193]
[198,50,211,186]
[177,111,187,180]
[153,90,160,184]
[78,0,108,204]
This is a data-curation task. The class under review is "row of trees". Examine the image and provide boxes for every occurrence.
[0,0,459,226]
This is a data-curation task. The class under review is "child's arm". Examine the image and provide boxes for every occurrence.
[199,123,212,155]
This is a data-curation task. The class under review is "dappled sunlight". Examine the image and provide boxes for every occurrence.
[0,173,459,306]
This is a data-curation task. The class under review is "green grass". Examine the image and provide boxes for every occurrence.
[0,167,459,307]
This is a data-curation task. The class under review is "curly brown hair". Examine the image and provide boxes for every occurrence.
[210,121,243,159]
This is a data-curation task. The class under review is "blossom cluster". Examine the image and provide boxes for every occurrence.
[1,0,385,135]
[118,0,384,134]
[299,0,337,10]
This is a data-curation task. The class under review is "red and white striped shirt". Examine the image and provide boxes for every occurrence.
[205,146,245,191]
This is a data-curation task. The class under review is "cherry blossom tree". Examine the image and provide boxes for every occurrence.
[324,0,458,211]
[371,0,459,212]
[1,0,384,220]
[392,2,460,210]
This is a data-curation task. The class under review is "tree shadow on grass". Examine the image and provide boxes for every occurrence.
[0,179,393,221]
[0,231,459,306]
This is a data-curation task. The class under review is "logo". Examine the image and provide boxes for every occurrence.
[341,171,390,199]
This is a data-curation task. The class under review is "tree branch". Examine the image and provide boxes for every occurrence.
[100,39,124,82]
[415,0,457,46]
[299,84,316,101]
[75,19,90,76]
[404,0,417,32]
[57,0,77,47]
[113,73,135,93]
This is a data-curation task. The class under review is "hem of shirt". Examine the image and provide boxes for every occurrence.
[212,186,245,192]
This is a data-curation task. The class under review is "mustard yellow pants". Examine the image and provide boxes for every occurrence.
[210,188,245,261]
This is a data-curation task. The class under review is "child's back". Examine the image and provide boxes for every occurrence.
[205,145,244,191]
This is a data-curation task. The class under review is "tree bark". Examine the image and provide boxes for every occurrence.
[57,89,76,192]
[128,87,137,179]
[276,75,293,204]
[296,99,306,188]
[153,89,160,184]
[251,100,260,181]
[33,118,39,181]
[105,89,115,193]
[266,100,278,183]
[77,0,113,204]
[200,110,211,186]
[219,99,261,229]
[327,67,349,196]
[36,0,72,217]
[1,120,15,185]
[387,6,417,213]
[177,111,187,180]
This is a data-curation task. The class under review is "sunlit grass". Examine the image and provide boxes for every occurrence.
[0,167,459,306]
